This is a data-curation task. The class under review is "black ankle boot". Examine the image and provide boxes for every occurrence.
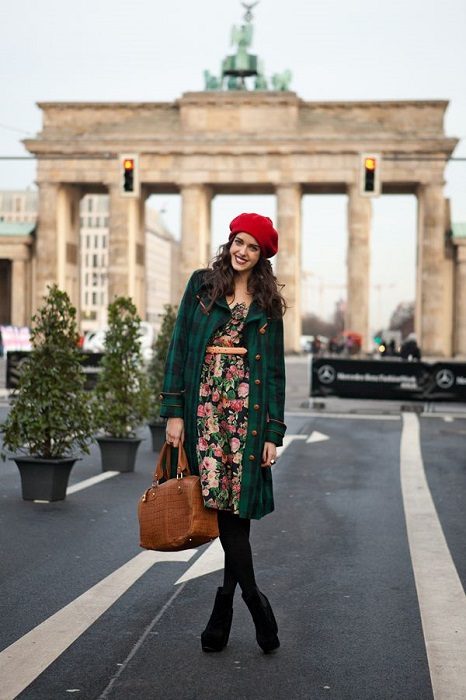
[201,587,234,652]
[242,587,280,653]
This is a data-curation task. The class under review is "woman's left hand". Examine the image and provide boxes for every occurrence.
[261,441,277,468]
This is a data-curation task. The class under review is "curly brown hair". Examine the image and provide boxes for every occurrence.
[201,240,287,319]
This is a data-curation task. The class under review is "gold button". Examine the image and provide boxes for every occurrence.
[255,379,261,385]
[254,404,260,410]
[251,429,258,436]
[259,328,266,334]
[249,455,255,461]
[255,354,261,360]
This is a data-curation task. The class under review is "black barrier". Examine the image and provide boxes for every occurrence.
[311,357,466,402]
[6,351,105,391]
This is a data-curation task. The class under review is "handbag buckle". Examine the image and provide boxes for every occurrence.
[176,472,184,480]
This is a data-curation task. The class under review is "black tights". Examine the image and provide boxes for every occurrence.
[217,510,257,597]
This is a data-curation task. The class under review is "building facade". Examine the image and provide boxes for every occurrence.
[145,207,180,335]
[0,190,179,333]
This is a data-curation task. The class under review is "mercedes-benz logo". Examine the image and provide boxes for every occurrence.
[435,368,455,389]
[318,364,336,384]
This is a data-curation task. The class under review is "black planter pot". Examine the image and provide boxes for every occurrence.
[148,421,165,452]
[13,456,78,502]
[96,436,142,472]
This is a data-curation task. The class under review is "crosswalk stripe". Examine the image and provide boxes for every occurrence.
[0,549,196,700]
[400,413,466,700]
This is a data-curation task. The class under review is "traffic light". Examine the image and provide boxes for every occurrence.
[119,154,140,197]
[359,153,381,197]
[123,158,134,192]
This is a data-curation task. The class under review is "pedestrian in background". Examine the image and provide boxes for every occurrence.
[400,333,422,360]
[387,339,397,356]
[160,213,287,654]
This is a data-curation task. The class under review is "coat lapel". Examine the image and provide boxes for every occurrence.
[198,289,266,330]
[214,297,266,325]
[214,297,230,312]
[245,300,267,325]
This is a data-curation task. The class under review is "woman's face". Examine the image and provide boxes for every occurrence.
[229,232,261,274]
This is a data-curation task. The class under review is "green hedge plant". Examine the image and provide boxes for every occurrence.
[1,285,94,459]
[147,304,177,424]
[94,297,150,438]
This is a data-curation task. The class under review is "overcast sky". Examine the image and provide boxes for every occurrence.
[1,0,465,331]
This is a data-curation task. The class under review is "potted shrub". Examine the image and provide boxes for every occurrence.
[147,304,177,452]
[94,296,150,472]
[0,285,94,501]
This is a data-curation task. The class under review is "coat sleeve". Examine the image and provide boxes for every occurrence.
[264,316,287,446]
[159,272,199,419]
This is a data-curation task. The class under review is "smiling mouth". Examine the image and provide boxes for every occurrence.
[234,255,248,264]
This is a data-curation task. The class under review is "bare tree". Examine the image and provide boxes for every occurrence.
[389,301,414,338]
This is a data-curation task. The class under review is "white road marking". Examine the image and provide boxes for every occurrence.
[175,537,224,584]
[286,411,401,420]
[443,416,454,423]
[32,472,120,502]
[400,413,466,700]
[0,549,196,700]
[423,413,466,420]
[306,430,329,444]
[66,471,119,494]
[276,434,307,460]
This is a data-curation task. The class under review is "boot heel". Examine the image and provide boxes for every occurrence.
[201,588,234,652]
[242,587,280,654]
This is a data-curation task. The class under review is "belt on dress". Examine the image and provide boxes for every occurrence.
[206,345,247,355]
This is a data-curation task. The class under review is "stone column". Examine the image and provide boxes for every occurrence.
[35,183,81,312]
[59,186,81,314]
[275,184,302,353]
[179,184,212,297]
[11,259,27,326]
[108,186,145,316]
[128,194,146,317]
[453,241,466,356]
[35,182,59,309]
[346,186,372,350]
[416,184,453,357]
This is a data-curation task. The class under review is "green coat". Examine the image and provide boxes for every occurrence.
[159,270,287,519]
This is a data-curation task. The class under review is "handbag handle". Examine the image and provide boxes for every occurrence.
[154,442,191,484]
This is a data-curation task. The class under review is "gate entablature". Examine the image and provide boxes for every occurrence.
[30,94,454,146]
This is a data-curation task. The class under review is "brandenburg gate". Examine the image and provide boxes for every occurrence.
[23,8,462,356]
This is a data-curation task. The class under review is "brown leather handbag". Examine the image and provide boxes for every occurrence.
[138,442,219,551]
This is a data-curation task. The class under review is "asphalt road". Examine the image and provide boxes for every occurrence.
[0,361,465,699]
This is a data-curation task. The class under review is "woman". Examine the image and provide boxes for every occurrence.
[160,212,287,654]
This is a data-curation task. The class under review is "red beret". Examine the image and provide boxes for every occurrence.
[229,213,278,258]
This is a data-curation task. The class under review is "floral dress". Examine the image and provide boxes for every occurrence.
[196,302,250,515]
